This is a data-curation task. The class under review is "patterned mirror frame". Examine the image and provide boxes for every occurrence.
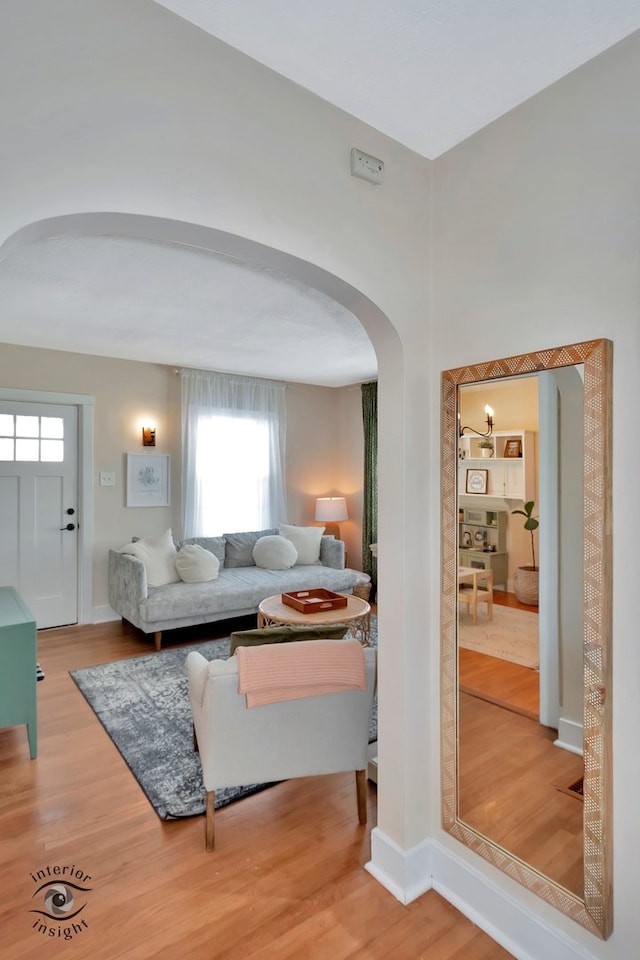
[440,339,612,939]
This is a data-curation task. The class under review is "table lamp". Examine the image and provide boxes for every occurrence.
[315,496,348,539]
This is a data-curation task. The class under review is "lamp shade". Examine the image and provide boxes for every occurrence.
[315,497,348,522]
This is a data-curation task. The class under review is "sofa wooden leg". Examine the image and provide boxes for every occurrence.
[154,631,162,651]
[356,769,367,825]
[205,791,215,851]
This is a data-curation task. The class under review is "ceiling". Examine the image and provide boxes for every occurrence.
[2,2,639,387]
[152,0,640,160]
[0,236,376,388]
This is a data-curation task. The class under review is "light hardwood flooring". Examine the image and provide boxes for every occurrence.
[456,592,584,897]
[459,589,539,718]
[0,618,513,960]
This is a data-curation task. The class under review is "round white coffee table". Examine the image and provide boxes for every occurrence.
[257,593,372,646]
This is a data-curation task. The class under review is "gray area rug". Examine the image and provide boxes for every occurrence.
[70,619,377,820]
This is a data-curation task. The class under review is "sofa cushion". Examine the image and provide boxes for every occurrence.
[252,535,297,570]
[118,528,179,587]
[278,523,324,564]
[223,529,277,567]
[176,536,226,568]
[175,544,220,583]
[229,623,348,656]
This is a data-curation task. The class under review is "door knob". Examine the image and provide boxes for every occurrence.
[60,523,76,531]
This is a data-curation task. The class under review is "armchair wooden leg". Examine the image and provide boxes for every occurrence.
[355,769,367,825]
[205,790,215,851]
[154,631,162,651]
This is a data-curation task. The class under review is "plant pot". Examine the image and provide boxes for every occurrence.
[480,448,493,458]
[513,566,539,606]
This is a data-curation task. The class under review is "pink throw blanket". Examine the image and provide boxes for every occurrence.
[236,638,366,708]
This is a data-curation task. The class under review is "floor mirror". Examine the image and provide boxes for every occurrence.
[440,339,612,938]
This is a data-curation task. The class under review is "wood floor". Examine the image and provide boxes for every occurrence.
[456,592,584,897]
[459,590,539,718]
[0,618,513,960]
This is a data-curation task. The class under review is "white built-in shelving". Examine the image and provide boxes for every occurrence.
[458,429,536,503]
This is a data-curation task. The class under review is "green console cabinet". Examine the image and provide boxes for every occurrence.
[0,586,37,758]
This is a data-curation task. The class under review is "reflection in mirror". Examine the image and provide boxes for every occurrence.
[440,341,612,939]
[457,372,584,896]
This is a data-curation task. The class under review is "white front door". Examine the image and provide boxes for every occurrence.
[0,400,78,628]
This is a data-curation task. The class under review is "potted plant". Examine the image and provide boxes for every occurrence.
[511,500,539,606]
[478,438,494,458]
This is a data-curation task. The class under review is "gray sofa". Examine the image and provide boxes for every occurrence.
[108,529,369,650]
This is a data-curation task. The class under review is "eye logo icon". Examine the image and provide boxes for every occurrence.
[29,865,92,941]
[32,880,90,920]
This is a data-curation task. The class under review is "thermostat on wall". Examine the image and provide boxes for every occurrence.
[350,148,384,185]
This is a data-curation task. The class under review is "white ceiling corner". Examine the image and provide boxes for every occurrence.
[152,0,640,159]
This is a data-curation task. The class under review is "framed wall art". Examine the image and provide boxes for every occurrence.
[465,468,488,495]
[126,454,170,507]
[504,438,522,458]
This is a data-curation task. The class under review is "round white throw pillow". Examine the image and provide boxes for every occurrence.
[175,544,220,583]
[253,535,298,570]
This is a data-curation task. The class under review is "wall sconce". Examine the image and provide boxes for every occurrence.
[142,426,156,447]
[315,496,348,539]
[459,405,494,438]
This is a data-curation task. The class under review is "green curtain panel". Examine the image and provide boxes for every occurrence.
[361,381,378,595]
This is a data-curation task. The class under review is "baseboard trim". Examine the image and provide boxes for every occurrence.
[366,830,598,960]
[555,717,584,755]
[92,605,121,624]
[365,828,433,904]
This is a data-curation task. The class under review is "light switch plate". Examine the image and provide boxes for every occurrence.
[99,472,116,487]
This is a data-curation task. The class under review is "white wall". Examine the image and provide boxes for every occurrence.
[0,0,434,878]
[433,30,640,957]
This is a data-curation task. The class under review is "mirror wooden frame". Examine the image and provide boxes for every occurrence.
[440,339,613,939]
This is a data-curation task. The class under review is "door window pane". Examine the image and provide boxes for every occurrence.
[41,417,64,439]
[0,414,14,436]
[0,438,14,460]
[40,439,64,462]
[16,438,39,460]
[16,416,40,437]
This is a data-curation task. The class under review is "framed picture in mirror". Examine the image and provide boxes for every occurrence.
[465,468,488,494]
[504,438,522,458]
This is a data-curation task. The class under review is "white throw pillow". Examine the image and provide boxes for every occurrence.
[118,529,179,587]
[175,543,220,582]
[253,535,298,570]
[278,524,324,565]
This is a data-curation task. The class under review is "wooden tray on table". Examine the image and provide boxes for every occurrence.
[281,589,348,614]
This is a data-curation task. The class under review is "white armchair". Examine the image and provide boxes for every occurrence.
[186,643,377,850]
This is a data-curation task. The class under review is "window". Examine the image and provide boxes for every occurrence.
[181,370,286,537]
[194,413,273,534]
[0,414,64,462]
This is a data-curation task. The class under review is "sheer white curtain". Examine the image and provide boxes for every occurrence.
[181,369,287,537]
